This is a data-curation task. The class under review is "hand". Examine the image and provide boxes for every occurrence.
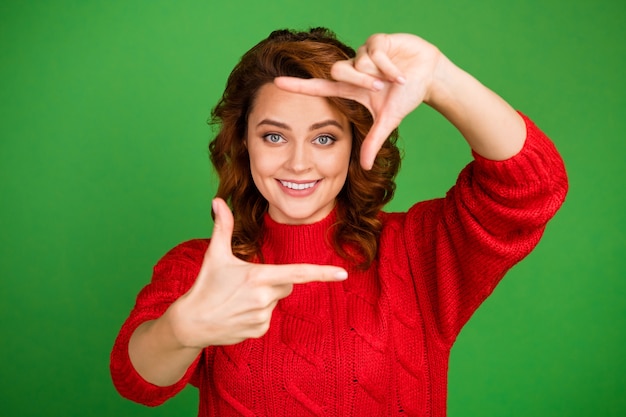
[167,198,348,348]
[274,33,444,170]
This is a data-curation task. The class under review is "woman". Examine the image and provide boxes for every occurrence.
[111,28,568,416]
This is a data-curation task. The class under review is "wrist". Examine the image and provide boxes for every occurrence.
[128,309,203,387]
[424,54,466,111]
[161,300,199,350]
[421,53,526,160]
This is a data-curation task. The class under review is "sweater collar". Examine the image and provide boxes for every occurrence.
[260,208,337,263]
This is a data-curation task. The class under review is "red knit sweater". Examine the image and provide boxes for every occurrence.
[111,115,568,416]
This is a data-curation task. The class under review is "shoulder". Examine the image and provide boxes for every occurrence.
[153,239,209,277]
[379,210,405,233]
[379,199,444,229]
[158,238,209,261]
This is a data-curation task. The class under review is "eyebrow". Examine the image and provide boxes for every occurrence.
[256,118,346,131]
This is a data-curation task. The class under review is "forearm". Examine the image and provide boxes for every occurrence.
[128,309,202,387]
[427,54,526,160]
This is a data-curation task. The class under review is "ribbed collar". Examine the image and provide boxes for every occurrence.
[260,209,338,264]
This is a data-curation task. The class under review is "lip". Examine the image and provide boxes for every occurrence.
[276,179,321,197]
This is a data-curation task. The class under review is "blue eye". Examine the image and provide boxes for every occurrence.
[314,135,335,145]
[264,133,284,143]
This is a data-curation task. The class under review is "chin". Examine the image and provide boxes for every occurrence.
[272,206,329,225]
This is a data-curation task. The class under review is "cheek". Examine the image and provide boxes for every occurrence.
[246,144,262,185]
[248,157,272,198]
[324,145,352,176]
[248,145,280,181]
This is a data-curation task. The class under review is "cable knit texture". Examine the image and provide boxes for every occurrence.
[110,114,568,416]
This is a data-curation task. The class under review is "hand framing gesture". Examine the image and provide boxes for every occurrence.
[166,198,348,348]
[128,198,348,386]
[275,33,443,170]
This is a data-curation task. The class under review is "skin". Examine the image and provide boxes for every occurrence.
[128,33,526,387]
[246,83,353,225]
[275,33,525,168]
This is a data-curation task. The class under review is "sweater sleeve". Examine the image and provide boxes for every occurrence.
[110,239,209,406]
[404,113,568,346]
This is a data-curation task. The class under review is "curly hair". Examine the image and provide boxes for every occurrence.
[209,27,401,268]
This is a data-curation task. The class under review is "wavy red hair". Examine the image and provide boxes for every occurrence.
[209,28,401,268]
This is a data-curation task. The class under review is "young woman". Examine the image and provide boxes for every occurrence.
[111,28,568,416]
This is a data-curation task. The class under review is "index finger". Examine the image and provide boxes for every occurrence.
[274,77,363,100]
[252,263,348,286]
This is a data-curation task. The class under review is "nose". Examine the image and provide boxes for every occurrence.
[284,141,312,173]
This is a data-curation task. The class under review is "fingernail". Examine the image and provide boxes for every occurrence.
[334,270,348,280]
[372,80,384,91]
[396,76,407,85]
[212,198,219,215]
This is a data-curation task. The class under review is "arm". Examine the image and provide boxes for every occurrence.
[404,115,567,345]
[111,199,348,405]
[109,239,207,406]
[275,33,568,343]
[274,33,526,166]
[127,312,203,388]
[426,53,526,160]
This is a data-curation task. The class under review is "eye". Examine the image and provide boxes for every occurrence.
[313,135,335,146]
[263,133,285,144]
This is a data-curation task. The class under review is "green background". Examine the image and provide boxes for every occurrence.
[1,0,624,416]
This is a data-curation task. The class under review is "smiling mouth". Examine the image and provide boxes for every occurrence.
[278,180,319,190]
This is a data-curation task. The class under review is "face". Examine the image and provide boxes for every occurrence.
[246,83,352,225]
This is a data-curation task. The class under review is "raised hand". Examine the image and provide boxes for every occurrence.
[274,33,443,170]
[167,198,348,348]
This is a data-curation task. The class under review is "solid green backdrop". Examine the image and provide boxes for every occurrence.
[1,1,624,416]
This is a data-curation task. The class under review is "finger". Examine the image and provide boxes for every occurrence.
[274,76,375,118]
[368,48,406,84]
[249,263,348,286]
[370,51,406,84]
[238,303,276,326]
[274,76,369,99]
[208,198,235,257]
[353,48,384,78]
[365,35,406,84]
[240,286,289,311]
[360,114,402,170]
[331,60,385,91]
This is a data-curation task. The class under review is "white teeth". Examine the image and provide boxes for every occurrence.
[280,180,317,190]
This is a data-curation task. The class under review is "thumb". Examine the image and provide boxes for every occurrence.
[360,115,401,170]
[209,198,235,257]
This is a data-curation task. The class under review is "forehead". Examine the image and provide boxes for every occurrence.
[248,83,349,126]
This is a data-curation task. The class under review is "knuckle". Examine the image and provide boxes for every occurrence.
[251,321,271,338]
[354,55,368,69]
[246,266,265,284]
[370,49,386,61]
[330,63,344,79]
[248,310,267,325]
[366,33,383,45]
[260,320,271,333]
[291,268,307,283]
[251,291,273,309]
